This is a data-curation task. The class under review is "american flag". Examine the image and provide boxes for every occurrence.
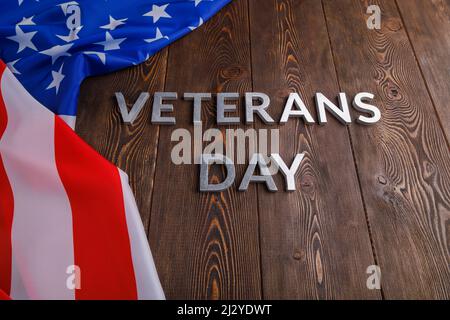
[0,0,230,299]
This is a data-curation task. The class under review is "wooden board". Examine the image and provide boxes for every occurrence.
[148,1,262,299]
[249,0,379,299]
[323,0,450,299]
[396,0,450,141]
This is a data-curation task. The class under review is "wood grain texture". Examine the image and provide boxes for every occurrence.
[73,0,450,299]
[396,0,450,141]
[76,50,168,230]
[148,0,262,299]
[249,0,379,299]
[323,0,450,299]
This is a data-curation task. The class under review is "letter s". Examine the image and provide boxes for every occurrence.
[353,92,381,125]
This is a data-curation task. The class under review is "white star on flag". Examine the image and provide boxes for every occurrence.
[7,26,37,53]
[7,59,21,75]
[46,64,65,94]
[17,16,35,26]
[145,27,168,43]
[194,0,203,6]
[101,15,127,31]
[95,31,126,51]
[143,4,171,23]
[40,44,74,64]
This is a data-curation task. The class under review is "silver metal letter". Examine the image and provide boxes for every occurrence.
[352,92,381,125]
[239,154,277,192]
[280,93,315,124]
[217,93,240,124]
[271,153,305,191]
[115,92,149,125]
[184,93,211,125]
[245,92,274,124]
[315,92,352,125]
[200,154,235,192]
[152,92,177,124]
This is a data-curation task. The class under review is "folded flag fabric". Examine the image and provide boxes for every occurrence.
[0,0,230,299]
[0,288,11,300]
[0,61,164,299]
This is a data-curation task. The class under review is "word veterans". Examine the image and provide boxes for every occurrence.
[115,91,381,125]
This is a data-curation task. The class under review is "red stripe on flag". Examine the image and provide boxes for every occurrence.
[54,117,137,300]
[0,289,11,300]
[0,63,14,296]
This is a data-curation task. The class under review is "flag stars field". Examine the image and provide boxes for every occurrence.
[40,44,73,64]
[101,15,128,31]
[17,16,35,26]
[96,31,127,51]
[57,26,83,43]
[143,4,172,23]
[7,26,37,53]
[1,0,229,120]
[46,63,65,94]
[145,28,168,43]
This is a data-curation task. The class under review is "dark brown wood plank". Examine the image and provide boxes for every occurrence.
[324,0,450,299]
[76,50,168,230]
[397,0,450,141]
[148,1,262,299]
[249,0,379,299]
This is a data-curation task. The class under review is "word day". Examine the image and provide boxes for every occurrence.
[171,126,301,192]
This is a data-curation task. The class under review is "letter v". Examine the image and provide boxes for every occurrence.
[115,92,149,125]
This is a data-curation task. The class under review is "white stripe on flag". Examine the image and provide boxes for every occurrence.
[0,68,75,300]
[119,169,165,300]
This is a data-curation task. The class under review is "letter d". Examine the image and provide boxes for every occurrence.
[200,154,235,192]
